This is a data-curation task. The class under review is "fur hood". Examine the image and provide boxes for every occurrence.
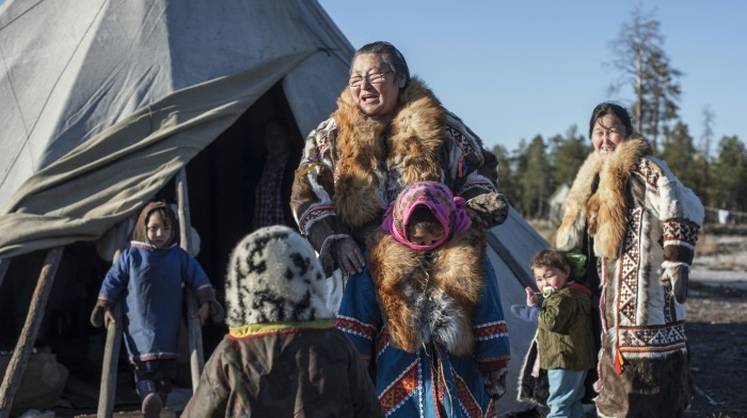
[556,137,652,258]
[332,77,446,230]
[224,226,334,326]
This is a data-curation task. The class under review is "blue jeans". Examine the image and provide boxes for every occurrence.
[547,368,587,418]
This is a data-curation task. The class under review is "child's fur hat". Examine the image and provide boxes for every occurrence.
[225,226,333,326]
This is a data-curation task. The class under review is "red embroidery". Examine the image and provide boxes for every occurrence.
[379,360,419,414]
[454,370,482,418]
[336,316,376,341]
[473,321,509,340]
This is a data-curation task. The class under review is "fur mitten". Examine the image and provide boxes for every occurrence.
[483,368,507,399]
[662,264,689,303]
[466,192,508,228]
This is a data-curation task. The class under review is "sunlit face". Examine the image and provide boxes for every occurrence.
[348,53,400,118]
[145,211,173,248]
[532,265,570,292]
[407,221,445,246]
[591,113,627,159]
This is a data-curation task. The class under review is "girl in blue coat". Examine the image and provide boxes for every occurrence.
[90,201,222,417]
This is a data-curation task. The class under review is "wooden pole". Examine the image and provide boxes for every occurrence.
[176,168,204,391]
[0,247,64,418]
[96,301,122,418]
[97,249,123,418]
[0,258,10,292]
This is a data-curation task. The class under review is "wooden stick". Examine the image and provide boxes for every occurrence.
[96,248,123,418]
[97,300,122,418]
[176,168,204,391]
[0,247,64,418]
[0,258,10,294]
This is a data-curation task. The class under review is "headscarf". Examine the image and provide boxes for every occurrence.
[382,181,472,251]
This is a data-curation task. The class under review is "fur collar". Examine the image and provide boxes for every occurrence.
[556,137,652,258]
[332,77,446,229]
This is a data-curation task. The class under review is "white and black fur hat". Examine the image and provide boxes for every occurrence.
[225,225,333,326]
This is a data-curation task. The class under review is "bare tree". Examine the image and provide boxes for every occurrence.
[700,105,715,162]
[607,6,682,151]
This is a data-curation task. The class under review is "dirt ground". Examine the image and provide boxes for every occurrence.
[684,282,747,418]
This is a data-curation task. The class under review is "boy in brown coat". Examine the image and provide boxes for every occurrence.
[181,225,382,418]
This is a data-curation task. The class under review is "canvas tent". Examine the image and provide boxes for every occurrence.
[0,0,545,414]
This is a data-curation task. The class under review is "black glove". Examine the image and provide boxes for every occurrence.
[332,236,365,276]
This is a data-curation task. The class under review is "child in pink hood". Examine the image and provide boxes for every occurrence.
[354,180,510,417]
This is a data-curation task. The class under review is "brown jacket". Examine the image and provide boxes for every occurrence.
[182,324,383,418]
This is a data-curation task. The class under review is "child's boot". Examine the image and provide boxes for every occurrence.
[137,379,162,418]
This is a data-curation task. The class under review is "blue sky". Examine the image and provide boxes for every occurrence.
[1,0,742,152]
[319,1,747,152]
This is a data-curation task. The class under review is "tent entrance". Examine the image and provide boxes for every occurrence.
[0,82,305,413]
[185,81,303,293]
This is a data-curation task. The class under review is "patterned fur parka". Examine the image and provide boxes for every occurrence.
[555,137,704,418]
[290,77,508,275]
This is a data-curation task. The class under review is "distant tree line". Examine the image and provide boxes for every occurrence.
[493,6,746,222]
[494,121,747,221]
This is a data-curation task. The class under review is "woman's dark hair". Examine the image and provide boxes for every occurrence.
[588,102,633,138]
[353,41,410,89]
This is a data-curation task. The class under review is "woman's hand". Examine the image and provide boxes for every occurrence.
[332,237,365,276]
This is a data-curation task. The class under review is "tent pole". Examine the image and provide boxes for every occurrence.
[486,233,535,289]
[0,258,10,294]
[0,248,64,418]
[97,250,123,418]
[176,167,204,391]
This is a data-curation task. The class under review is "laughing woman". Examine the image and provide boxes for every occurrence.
[555,103,704,418]
[291,41,511,417]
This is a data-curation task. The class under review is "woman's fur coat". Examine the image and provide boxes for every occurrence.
[554,136,704,418]
[290,78,506,275]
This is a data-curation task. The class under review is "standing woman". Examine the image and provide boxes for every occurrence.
[291,41,511,417]
[555,103,704,418]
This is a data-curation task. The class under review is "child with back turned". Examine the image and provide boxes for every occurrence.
[522,249,594,418]
[182,225,383,417]
[89,201,223,418]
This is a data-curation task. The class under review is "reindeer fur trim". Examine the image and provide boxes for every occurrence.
[556,137,652,258]
[368,229,485,356]
[332,78,446,229]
